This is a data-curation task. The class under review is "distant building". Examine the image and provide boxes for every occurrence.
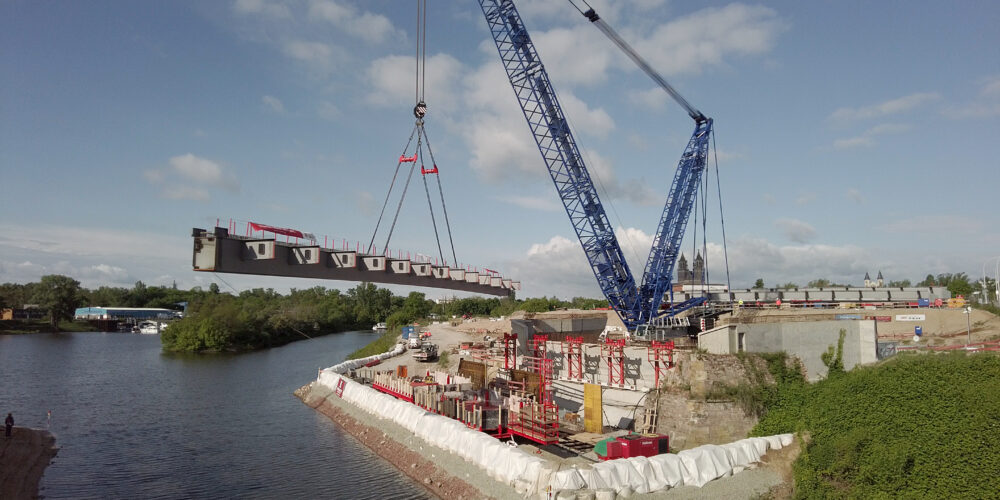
[676,252,705,284]
[863,271,885,288]
[74,307,181,320]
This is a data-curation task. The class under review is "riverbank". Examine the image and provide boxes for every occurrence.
[0,320,97,334]
[1,427,59,499]
[297,381,517,499]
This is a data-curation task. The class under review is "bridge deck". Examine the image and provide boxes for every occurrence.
[191,227,517,297]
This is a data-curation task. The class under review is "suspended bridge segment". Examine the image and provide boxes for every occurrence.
[191,227,518,297]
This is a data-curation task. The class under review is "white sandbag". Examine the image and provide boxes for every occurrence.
[549,469,587,490]
[594,489,615,500]
[626,456,661,493]
[648,453,685,488]
[779,433,794,447]
[589,462,626,493]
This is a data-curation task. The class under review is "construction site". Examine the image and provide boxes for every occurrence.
[296,295,1000,498]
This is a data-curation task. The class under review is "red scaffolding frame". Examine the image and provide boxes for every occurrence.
[648,340,675,387]
[503,333,518,371]
[602,338,626,387]
[508,355,559,444]
[562,336,584,381]
[530,334,549,359]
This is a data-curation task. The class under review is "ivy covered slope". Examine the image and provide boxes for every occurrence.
[753,353,1000,499]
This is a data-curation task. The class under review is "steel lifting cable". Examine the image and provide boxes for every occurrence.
[418,138,447,264]
[701,158,710,298]
[712,131,733,303]
[420,127,458,266]
[383,133,423,254]
[369,125,419,254]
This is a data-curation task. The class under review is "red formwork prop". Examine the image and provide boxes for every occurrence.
[530,334,549,359]
[562,336,584,381]
[372,381,415,403]
[503,333,518,371]
[648,340,675,387]
[507,399,560,445]
[602,338,626,387]
[508,355,560,445]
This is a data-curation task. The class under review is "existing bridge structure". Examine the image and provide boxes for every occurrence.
[191,227,518,297]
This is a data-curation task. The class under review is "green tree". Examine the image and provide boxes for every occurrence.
[779,282,799,289]
[753,278,765,288]
[917,274,936,286]
[939,272,973,298]
[807,278,831,288]
[34,274,82,330]
[888,279,912,287]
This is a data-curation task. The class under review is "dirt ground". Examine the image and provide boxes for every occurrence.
[0,427,59,500]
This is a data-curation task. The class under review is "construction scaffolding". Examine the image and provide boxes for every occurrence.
[503,333,518,371]
[602,338,626,387]
[508,355,559,444]
[648,340,675,387]
[530,334,549,359]
[562,336,584,381]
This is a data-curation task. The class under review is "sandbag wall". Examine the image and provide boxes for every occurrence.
[317,344,796,498]
[317,346,548,496]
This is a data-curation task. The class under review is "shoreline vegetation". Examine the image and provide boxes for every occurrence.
[1,275,608,353]
[751,352,1000,498]
[162,284,608,354]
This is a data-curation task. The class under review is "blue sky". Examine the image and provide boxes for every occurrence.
[2,0,998,299]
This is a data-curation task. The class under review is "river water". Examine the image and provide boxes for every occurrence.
[0,331,429,499]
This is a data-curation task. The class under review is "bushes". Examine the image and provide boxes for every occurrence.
[753,353,1000,499]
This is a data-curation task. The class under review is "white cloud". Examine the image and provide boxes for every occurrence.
[532,26,615,87]
[282,40,341,75]
[508,235,598,298]
[627,87,670,110]
[944,75,1000,118]
[774,217,817,243]
[833,123,910,149]
[493,195,562,212]
[633,4,785,77]
[830,92,939,121]
[505,230,877,297]
[169,154,238,190]
[847,188,864,204]
[144,154,239,201]
[233,0,291,19]
[795,193,816,206]
[714,237,870,287]
[308,0,398,44]
[261,95,285,113]
[365,53,464,111]
[0,224,189,263]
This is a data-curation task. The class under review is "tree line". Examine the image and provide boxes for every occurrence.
[0,275,609,352]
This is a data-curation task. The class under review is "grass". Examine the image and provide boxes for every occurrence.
[346,330,400,360]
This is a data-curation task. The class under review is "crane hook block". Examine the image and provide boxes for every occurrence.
[400,154,417,163]
[414,101,427,119]
[421,164,439,175]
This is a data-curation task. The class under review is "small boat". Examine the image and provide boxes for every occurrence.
[137,321,160,334]
[372,322,387,331]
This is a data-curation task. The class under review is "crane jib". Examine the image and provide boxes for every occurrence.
[480,0,711,331]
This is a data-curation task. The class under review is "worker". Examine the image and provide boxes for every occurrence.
[5,413,13,438]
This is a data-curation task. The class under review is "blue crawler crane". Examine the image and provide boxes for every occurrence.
[479,0,715,333]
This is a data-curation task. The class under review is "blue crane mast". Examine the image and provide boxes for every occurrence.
[478,0,713,331]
